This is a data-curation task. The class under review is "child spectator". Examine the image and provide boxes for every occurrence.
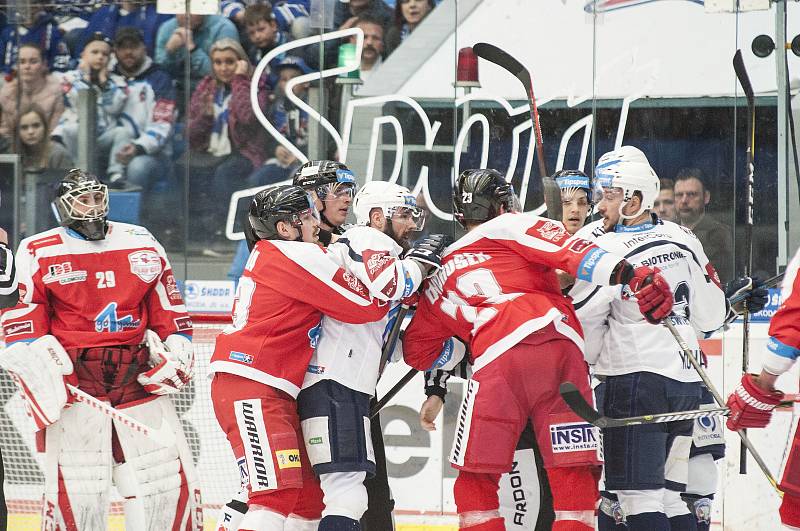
[243,3,290,67]
[53,33,129,183]
[0,3,71,74]
[182,37,269,252]
[108,27,177,193]
[223,0,311,39]
[74,1,173,58]
[266,56,310,153]
[0,43,64,142]
[155,14,239,105]
[385,0,435,55]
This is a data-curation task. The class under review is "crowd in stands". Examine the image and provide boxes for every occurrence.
[0,0,440,252]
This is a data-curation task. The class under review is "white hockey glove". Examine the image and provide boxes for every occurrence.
[137,331,194,395]
[0,335,75,430]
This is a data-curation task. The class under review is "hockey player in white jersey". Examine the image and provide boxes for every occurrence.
[571,148,728,530]
[296,180,450,530]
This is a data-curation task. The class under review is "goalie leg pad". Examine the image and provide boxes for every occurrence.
[298,380,375,476]
[46,401,113,530]
[113,396,200,531]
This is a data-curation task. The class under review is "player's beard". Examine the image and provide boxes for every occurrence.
[385,221,410,252]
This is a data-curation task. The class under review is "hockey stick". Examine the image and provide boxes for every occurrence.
[662,318,781,494]
[734,49,756,474]
[67,384,176,447]
[559,382,730,428]
[371,304,414,418]
[371,367,417,419]
[471,43,561,221]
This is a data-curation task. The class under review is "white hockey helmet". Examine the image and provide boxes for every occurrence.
[594,148,659,220]
[353,181,425,231]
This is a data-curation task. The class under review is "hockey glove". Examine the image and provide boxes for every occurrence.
[628,266,673,324]
[726,373,783,430]
[725,276,769,315]
[0,335,76,430]
[406,234,452,277]
[137,331,194,395]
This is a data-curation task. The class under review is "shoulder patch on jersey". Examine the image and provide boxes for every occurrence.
[128,250,162,282]
[332,269,372,301]
[568,238,594,254]
[165,274,183,303]
[364,250,395,281]
[27,233,64,255]
[527,220,570,244]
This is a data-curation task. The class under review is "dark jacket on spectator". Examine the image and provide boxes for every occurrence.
[187,73,269,168]
[76,4,173,57]
[690,213,734,284]
[0,13,71,73]
[334,1,393,32]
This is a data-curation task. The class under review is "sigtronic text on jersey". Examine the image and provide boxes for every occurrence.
[425,252,492,303]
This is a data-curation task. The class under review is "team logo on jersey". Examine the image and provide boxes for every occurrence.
[3,320,33,337]
[308,322,322,348]
[42,262,87,285]
[568,239,593,253]
[364,250,393,279]
[334,270,370,299]
[549,422,599,453]
[128,250,162,283]
[527,220,569,244]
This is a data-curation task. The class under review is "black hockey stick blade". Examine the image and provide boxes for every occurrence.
[560,382,730,429]
[472,42,532,89]
[733,49,755,107]
[559,382,606,428]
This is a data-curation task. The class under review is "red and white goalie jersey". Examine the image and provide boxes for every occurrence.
[403,212,626,372]
[1,222,191,347]
[210,239,388,398]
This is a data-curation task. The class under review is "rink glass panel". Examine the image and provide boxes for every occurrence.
[0,1,799,529]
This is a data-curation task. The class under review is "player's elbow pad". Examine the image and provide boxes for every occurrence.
[762,337,799,376]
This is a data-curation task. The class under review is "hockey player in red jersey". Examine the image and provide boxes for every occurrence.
[725,245,800,529]
[209,185,389,530]
[0,169,201,530]
[402,168,674,531]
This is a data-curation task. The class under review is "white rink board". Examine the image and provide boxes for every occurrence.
[378,322,795,530]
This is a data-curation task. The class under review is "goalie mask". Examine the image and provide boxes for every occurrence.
[248,185,320,242]
[453,168,520,228]
[52,168,109,241]
[293,160,356,227]
[594,148,659,220]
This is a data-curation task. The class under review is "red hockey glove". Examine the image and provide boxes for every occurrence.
[726,373,783,430]
[628,267,673,324]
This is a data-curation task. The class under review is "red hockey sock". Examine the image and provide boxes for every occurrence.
[546,466,599,530]
[453,470,502,513]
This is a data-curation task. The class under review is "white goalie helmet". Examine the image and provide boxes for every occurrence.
[594,147,659,219]
[353,181,425,230]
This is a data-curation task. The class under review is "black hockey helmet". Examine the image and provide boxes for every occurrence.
[292,160,356,193]
[52,168,109,241]
[453,168,519,227]
[248,185,319,242]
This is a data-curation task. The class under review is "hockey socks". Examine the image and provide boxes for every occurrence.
[669,513,699,531]
[319,515,361,530]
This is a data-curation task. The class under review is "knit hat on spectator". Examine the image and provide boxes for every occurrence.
[274,56,312,75]
[113,27,145,48]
